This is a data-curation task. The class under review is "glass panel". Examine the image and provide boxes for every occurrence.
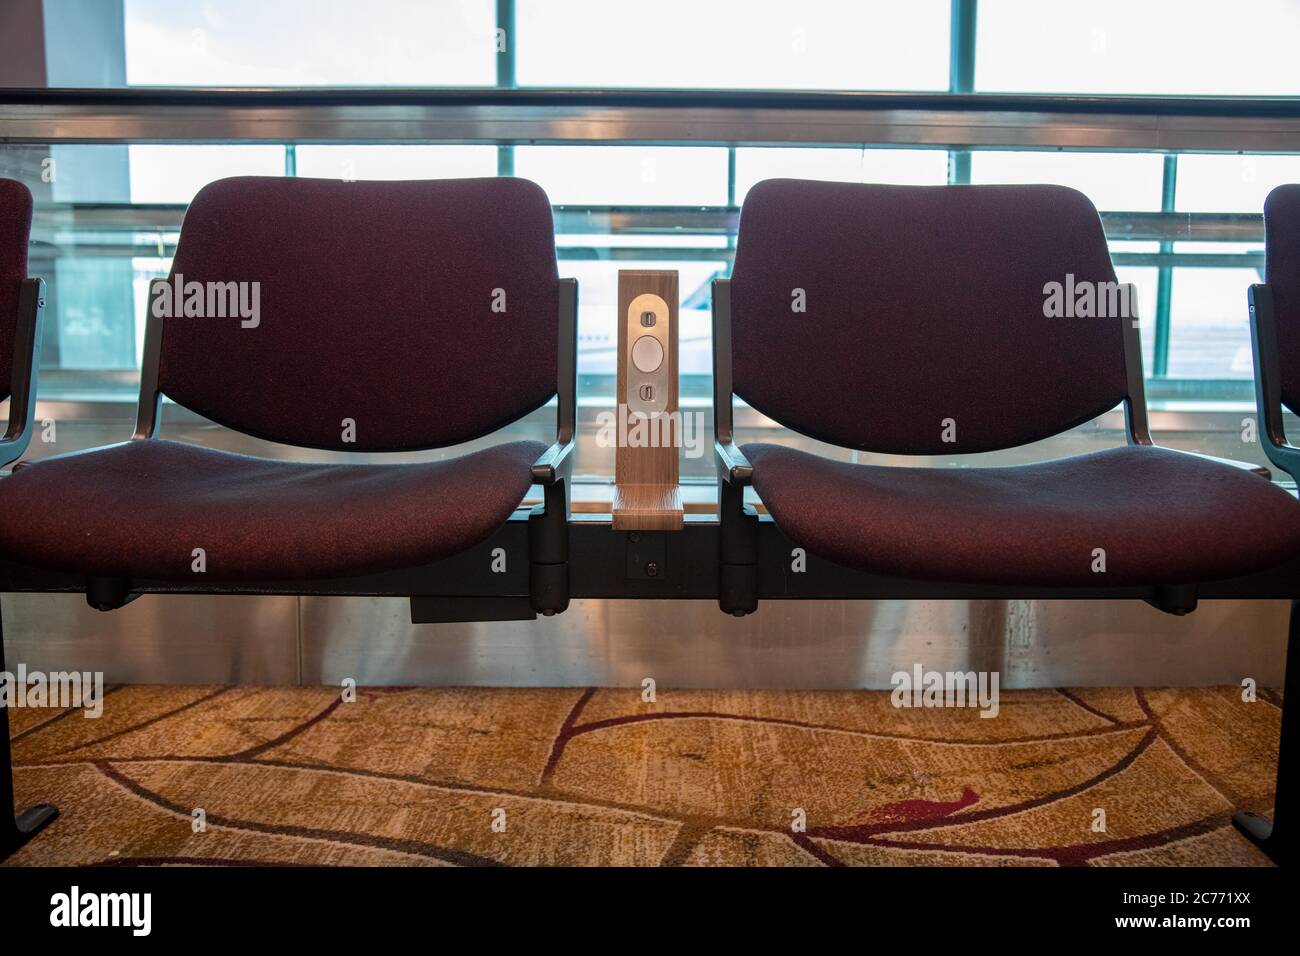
[55,257,138,370]
[1113,262,1159,375]
[123,0,495,87]
[7,145,285,392]
[2,134,1281,477]
[1176,154,1300,213]
[971,152,1164,211]
[734,148,949,201]
[516,0,949,90]
[1166,268,1258,379]
[513,146,729,206]
[127,145,286,203]
[294,145,497,181]
[976,0,1300,95]
[1165,241,1263,380]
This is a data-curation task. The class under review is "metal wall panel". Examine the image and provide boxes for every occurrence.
[2,593,300,684]
[4,590,1285,690]
[300,596,1287,689]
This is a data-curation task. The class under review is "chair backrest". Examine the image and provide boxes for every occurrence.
[156,176,559,451]
[728,179,1131,455]
[1265,184,1300,415]
[0,178,32,403]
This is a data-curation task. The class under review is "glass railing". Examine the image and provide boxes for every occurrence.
[3,88,1299,488]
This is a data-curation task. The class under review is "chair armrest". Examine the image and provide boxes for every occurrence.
[1259,441,1300,484]
[1,278,45,470]
[715,441,753,485]
[531,439,575,485]
[0,434,28,471]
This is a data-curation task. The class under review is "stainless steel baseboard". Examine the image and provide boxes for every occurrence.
[2,593,300,684]
[4,593,1286,689]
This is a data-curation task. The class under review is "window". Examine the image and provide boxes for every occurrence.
[976,0,1300,95]
[1176,155,1300,214]
[123,0,496,87]
[9,0,1294,479]
[515,0,950,91]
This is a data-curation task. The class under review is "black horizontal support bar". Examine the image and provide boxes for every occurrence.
[29,205,1267,245]
[410,595,536,623]
[6,88,1299,151]
[5,87,1300,119]
[38,244,1262,269]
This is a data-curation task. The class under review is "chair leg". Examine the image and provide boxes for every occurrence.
[717,477,758,617]
[528,478,570,616]
[1233,597,1299,865]
[0,603,59,861]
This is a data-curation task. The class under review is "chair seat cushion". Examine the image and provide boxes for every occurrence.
[743,442,1300,586]
[0,438,546,580]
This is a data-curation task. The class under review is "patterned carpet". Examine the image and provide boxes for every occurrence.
[2,685,1281,866]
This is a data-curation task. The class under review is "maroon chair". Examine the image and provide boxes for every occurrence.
[714,180,1300,861]
[1253,183,1300,481]
[0,175,574,859]
[0,177,54,857]
[0,176,574,608]
[1243,182,1300,864]
[0,179,42,469]
[0,174,576,605]
[718,179,1300,605]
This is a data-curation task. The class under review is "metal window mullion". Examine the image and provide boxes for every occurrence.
[496,0,516,177]
[947,0,977,185]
